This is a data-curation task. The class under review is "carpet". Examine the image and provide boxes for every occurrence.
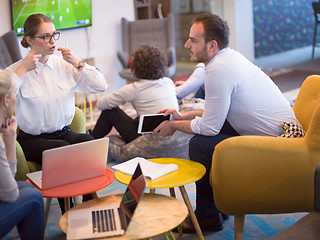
[265,69,320,93]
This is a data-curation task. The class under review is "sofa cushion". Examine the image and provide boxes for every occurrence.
[0,37,13,69]
[107,99,205,162]
[108,131,193,162]
[2,30,22,63]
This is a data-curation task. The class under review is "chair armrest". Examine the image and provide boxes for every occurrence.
[117,51,129,68]
[69,107,86,134]
[315,163,320,211]
[15,141,30,181]
[211,135,314,215]
[167,47,176,66]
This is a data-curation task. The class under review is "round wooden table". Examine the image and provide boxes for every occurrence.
[59,193,188,239]
[115,158,206,240]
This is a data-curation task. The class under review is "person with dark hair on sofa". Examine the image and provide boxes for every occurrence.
[0,70,44,240]
[153,13,300,233]
[91,44,178,144]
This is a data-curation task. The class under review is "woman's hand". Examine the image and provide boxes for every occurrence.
[1,116,17,137]
[1,117,17,163]
[15,51,42,78]
[57,47,81,68]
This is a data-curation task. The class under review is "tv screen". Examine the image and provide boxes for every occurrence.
[10,0,92,36]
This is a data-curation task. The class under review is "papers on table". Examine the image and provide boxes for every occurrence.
[112,157,178,180]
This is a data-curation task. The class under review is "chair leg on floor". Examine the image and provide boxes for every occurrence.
[234,215,245,240]
[179,186,204,240]
[312,23,318,59]
[44,197,52,230]
[73,196,81,206]
[150,189,155,194]
[91,192,99,199]
[64,198,71,213]
[169,188,183,235]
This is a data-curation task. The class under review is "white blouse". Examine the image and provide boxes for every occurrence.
[6,55,107,135]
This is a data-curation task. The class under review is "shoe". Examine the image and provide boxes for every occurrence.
[220,212,229,221]
[174,212,223,233]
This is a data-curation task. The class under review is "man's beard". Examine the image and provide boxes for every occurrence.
[191,46,209,63]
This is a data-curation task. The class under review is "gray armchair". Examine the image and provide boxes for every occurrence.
[117,13,176,81]
[0,30,22,69]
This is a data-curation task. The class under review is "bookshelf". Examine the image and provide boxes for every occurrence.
[134,0,172,19]
[134,0,152,19]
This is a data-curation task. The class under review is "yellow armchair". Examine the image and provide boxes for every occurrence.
[211,75,320,239]
[15,107,86,181]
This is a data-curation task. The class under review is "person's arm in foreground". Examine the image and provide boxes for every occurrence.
[0,117,18,202]
[153,108,203,136]
[175,63,206,99]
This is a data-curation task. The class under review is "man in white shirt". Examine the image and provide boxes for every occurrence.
[153,13,299,233]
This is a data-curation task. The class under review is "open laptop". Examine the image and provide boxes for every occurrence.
[26,138,109,189]
[67,163,146,239]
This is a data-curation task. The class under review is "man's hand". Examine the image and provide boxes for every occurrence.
[155,108,182,120]
[57,47,80,67]
[153,120,177,137]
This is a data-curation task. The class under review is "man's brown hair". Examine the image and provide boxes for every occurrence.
[193,13,230,49]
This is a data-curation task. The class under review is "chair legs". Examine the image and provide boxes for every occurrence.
[312,22,318,59]
[44,198,52,230]
[234,215,245,240]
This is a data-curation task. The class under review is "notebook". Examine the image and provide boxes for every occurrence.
[26,138,109,189]
[67,163,146,239]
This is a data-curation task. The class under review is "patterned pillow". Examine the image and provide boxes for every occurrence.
[280,122,306,138]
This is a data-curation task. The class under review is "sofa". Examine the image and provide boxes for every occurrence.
[0,30,22,69]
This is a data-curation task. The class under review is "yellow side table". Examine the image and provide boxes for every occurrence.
[115,158,206,240]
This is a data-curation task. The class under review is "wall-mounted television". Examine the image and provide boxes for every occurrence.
[10,0,92,36]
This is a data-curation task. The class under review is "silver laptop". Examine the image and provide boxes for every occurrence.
[67,163,146,239]
[27,138,109,189]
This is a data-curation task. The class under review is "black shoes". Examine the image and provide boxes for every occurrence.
[221,212,229,221]
[174,212,224,233]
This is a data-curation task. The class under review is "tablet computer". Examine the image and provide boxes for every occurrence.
[138,114,172,134]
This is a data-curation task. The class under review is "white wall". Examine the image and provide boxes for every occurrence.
[0,0,135,93]
[223,0,254,61]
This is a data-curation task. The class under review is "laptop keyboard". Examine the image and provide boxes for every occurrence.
[92,209,116,233]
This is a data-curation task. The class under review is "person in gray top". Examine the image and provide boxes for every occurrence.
[0,70,44,240]
[91,44,178,143]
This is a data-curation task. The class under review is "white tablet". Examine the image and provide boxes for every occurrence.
[138,114,173,134]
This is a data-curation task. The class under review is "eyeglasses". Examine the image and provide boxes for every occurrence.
[32,32,60,43]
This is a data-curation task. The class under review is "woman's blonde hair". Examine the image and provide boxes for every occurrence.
[0,70,12,101]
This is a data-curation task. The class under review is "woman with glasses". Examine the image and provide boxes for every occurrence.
[0,70,44,240]
[5,13,107,213]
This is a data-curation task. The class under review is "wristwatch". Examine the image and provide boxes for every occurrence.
[76,60,85,71]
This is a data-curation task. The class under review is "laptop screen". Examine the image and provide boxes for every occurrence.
[118,163,146,229]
